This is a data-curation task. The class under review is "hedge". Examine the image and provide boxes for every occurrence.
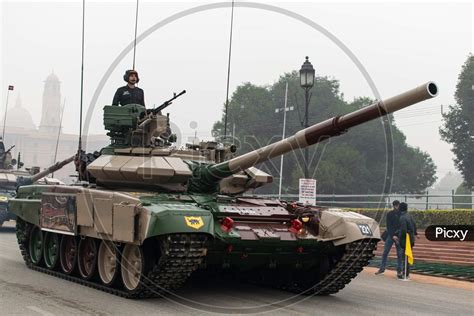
[344,209,474,228]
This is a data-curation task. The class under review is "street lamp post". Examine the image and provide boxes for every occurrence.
[299,56,315,179]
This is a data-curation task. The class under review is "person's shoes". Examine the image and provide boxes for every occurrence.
[375,270,384,275]
[397,274,403,279]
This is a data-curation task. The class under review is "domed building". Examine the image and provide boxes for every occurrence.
[4,95,36,130]
[0,72,108,183]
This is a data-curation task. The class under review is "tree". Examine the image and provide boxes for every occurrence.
[213,72,437,194]
[454,183,473,209]
[440,55,474,189]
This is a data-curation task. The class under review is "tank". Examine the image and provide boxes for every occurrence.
[0,141,20,226]
[9,82,438,298]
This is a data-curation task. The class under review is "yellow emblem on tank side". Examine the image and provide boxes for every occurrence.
[184,216,204,230]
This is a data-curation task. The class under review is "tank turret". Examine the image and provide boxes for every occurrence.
[86,82,438,194]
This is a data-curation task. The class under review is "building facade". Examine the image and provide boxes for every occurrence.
[0,72,108,183]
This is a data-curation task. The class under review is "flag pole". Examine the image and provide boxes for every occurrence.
[404,251,408,280]
[2,86,13,140]
[402,232,411,281]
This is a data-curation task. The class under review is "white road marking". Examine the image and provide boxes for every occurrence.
[26,306,55,316]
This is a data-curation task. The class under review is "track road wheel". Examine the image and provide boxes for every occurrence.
[43,232,60,269]
[28,226,44,265]
[78,238,98,280]
[60,235,78,274]
[98,240,120,286]
[121,244,145,292]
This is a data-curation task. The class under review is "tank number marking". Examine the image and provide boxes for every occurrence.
[357,224,373,236]
[184,216,204,230]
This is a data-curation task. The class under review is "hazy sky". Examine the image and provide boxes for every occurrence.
[1,0,473,181]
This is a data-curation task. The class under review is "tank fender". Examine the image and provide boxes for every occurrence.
[144,205,214,238]
[319,209,380,246]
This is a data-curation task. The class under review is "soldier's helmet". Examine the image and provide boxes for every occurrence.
[123,70,140,83]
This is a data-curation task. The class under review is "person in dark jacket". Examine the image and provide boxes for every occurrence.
[375,200,403,276]
[394,202,417,279]
[112,70,145,106]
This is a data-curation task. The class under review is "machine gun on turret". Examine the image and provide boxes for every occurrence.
[4,145,15,155]
[151,90,186,115]
[103,90,186,148]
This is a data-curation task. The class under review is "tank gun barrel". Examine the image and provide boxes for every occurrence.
[18,155,75,186]
[192,82,438,190]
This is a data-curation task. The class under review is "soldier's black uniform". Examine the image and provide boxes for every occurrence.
[112,86,145,106]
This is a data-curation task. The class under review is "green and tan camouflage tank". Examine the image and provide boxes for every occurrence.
[9,82,438,298]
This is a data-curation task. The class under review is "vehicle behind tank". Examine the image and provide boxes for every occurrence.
[10,82,438,297]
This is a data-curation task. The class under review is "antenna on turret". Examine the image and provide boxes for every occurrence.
[223,0,235,140]
[78,0,85,156]
[132,0,140,70]
[52,98,66,178]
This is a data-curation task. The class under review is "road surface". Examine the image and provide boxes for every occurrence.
[0,223,472,315]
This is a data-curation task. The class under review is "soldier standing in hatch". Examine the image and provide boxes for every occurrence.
[112,70,145,106]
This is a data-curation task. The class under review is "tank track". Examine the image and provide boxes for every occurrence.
[280,239,378,295]
[16,219,376,298]
[16,219,208,299]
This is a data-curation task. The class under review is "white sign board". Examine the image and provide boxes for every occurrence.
[299,178,316,205]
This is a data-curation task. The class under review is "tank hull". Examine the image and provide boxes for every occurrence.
[10,184,379,297]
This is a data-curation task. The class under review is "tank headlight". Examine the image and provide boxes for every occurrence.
[301,216,310,223]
